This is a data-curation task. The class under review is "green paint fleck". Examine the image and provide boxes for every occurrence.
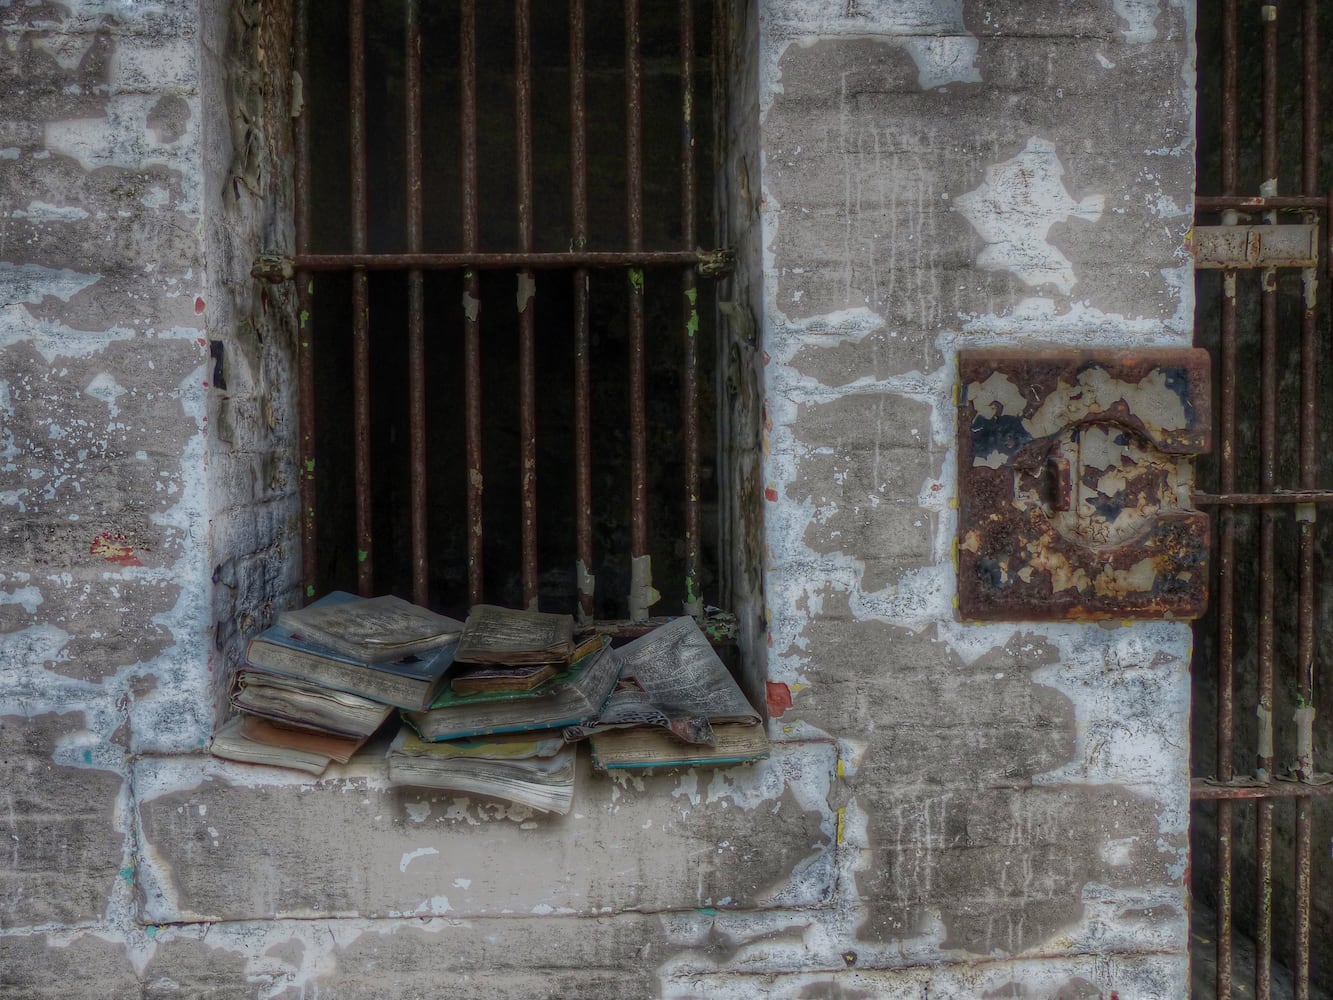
[119,867,134,884]
[144,925,158,939]
[686,309,699,338]
[685,287,697,305]
[306,584,316,598]
[82,749,93,764]
[358,549,368,563]
[696,907,716,917]
[299,309,310,330]
[304,458,315,473]
[629,268,644,292]
[685,575,699,604]
[307,280,315,295]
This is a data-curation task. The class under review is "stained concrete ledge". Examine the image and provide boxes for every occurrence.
[133,739,838,924]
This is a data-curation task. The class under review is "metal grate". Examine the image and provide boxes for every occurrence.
[259,0,730,631]
[1191,1,1331,997]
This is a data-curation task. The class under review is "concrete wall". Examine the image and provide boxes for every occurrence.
[0,1,1195,997]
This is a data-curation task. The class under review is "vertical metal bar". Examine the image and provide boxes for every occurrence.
[405,0,429,606]
[294,0,317,604]
[1216,5,1239,994]
[680,0,702,620]
[626,0,652,620]
[570,0,594,624]
[1255,6,1279,997]
[1294,4,1318,995]
[516,0,539,609]
[461,0,484,607]
[349,0,374,597]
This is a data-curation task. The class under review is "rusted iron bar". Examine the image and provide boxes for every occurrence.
[1192,780,1333,801]
[680,0,701,620]
[570,0,594,624]
[1216,4,1239,994]
[1193,490,1333,506]
[1294,4,1318,995]
[1295,797,1312,1000]
[625,0,652,620]
[294,0,317,604]
[1255,8,1279,997]
[254,250,720,278]
[575,616,738,644]
[1195,195,1326,211]
[461,0,483,608]
[516,0,538,609]
[349,0,374,597]
[405,0,428,606]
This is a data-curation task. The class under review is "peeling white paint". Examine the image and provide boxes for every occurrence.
[954,137,1105,295]
[759,0,980,116]
[398,847,439,872]
[1115,0,1162,44]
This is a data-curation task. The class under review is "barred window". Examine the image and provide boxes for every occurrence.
[279,0,745,646]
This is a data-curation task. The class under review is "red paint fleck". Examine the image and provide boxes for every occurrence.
[197,338,206,347]
[764,486,779,502]
[202,381,210,388]
[194,296,205,314]
[762,351,771,365]
[766,681,793,717]
[90,532,142,567]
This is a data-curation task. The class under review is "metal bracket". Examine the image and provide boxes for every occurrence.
[1193,223,1319,269]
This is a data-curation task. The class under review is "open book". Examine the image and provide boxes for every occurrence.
[563,616,760,746]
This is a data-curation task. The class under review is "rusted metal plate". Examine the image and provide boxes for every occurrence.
[957,348,1211,621]
[1192,223,1319,269]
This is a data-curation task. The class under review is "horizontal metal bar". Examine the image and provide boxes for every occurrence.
[1193,223,1319,268]
[252,249,734,280]
[578,616,737,644]
[1196,194,1328,211]
[1192,778,1333,800]
[1193,490,1333,506]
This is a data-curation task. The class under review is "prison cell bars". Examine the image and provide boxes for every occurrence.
[1189,2,1328,998]
[288,1,715,629]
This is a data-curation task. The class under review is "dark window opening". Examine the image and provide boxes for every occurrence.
[294,0,727,629]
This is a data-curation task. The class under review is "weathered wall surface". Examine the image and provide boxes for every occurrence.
[0,1,1196,998]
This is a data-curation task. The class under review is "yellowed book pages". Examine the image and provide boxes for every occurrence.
[240,714,367,764]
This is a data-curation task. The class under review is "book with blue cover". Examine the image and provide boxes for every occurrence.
[276,591,464,663]
[246,592,462,711]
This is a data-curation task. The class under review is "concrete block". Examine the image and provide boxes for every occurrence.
[134,741,837,923]
[0,712,125,929]
[854,783,1182,956]
[0,932,139,1000]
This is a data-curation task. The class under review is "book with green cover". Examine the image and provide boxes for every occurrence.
[402,635,620,741]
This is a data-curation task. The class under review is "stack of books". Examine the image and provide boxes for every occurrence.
[210,591,464,776]
[212,593,770,814]
[392,606,615,815]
